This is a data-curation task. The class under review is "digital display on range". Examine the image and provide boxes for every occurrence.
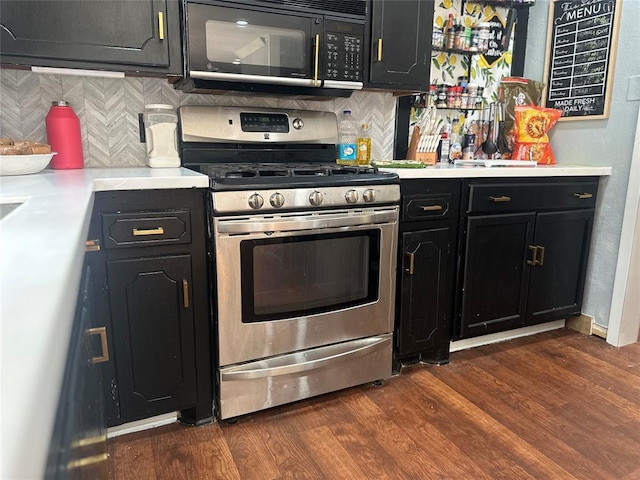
[240,113,290,133]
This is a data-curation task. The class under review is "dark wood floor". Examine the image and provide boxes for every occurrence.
[108,328,640,479]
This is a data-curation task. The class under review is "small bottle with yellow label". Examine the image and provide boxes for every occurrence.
[356,123,371,165]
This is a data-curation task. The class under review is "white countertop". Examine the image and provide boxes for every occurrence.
[380,163,612,178]
[0,167,208,479]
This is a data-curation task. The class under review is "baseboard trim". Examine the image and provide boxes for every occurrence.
[107,412,178,439]
[566,314,594,335]
[592,324,608,339]
[450,320,566,352]
[565,313,609,339]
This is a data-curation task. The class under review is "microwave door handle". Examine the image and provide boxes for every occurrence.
[189,71,316,87]
[314,34,320,86]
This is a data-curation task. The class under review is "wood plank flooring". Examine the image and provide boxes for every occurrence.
[108,329,640,479]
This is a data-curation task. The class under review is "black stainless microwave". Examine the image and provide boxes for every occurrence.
[181,0,366,94]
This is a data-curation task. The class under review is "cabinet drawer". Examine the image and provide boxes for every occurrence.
[102,210,191,249]
[467,181,598,213]
[403,193,453,221]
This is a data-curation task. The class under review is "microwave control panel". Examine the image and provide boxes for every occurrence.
[325,32,362,82]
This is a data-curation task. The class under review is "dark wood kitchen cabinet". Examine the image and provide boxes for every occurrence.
[46,262,108,479]
[366,0,434,90]
[87,189,213,427]
[455,177,598,340]
[0,0,182,75]
[395,179,461,368]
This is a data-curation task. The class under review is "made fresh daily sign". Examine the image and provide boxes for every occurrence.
[543,0,620,120]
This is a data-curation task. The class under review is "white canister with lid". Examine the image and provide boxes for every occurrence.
[143,104,180,168]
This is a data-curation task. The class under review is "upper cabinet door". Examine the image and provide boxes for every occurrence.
[0,0,179,73]
[368,0,433,89]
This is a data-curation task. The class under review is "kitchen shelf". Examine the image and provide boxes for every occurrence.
[463,0,535,9]
[436,107,483,111]
[432,46,490,56]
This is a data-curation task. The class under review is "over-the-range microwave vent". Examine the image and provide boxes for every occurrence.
[241,0,366,17]
[174,77,354,100]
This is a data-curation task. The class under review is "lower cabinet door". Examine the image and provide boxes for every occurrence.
[527,209,595,323]
[107,254,197,422]
[459,213,536,339]
[397,227,452,358]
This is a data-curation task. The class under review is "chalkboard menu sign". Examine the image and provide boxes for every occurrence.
[543,0,621,120]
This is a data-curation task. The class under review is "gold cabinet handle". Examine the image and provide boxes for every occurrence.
[536,245,545,266]
[489,195,511,203]
[182,279,190,308]
[377,38,383,61]
[421,205,443,211]
[574,193,593,199]
[85,239,100,252]
[527,245,538,266]
[314,34,320,86]
[67,453,108,470]
[88,327,109,364]
[132,227,164,236]
[404,252,415,275]
[158,12,165,40]
[71,435,107,449]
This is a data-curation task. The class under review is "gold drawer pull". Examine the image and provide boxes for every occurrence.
[527,245,538,266]
[377,38,383,61]
[421,205,443,211]
[574,193,593,199]
[489,195,511,203]
[183,279,190,308]
[88,327,109,364]
[405,252,415,275]
[132,227,164,236]
[158,12,165,40]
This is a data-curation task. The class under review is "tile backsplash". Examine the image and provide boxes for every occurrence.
[0,70,397,167]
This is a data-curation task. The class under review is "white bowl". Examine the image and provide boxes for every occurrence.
[0,153,55,176]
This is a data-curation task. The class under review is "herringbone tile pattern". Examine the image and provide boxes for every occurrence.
[0,71,396,167]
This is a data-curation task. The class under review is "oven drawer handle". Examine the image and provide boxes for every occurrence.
[220,336,390,381]
[217,209,398,234]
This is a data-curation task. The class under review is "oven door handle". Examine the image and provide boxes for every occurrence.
[217,209,398,234]
[220,336,390,381]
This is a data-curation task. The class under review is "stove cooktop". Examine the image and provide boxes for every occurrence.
[195,162,398,191]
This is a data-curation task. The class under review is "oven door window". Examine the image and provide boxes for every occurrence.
[188,3,317,78]
[240,230,380,323]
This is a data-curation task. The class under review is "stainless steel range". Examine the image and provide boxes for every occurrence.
[179,106,400,420]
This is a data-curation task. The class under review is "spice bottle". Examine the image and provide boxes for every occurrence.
[446,14,455,49]
[46,101,84,169]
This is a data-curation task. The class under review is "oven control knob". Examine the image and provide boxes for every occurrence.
[345,189,359,204]
[292,118,304,130]
[309,190,323,206]
[363,189,376,203]
[248,193,264,210]
[270,192,285,208]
